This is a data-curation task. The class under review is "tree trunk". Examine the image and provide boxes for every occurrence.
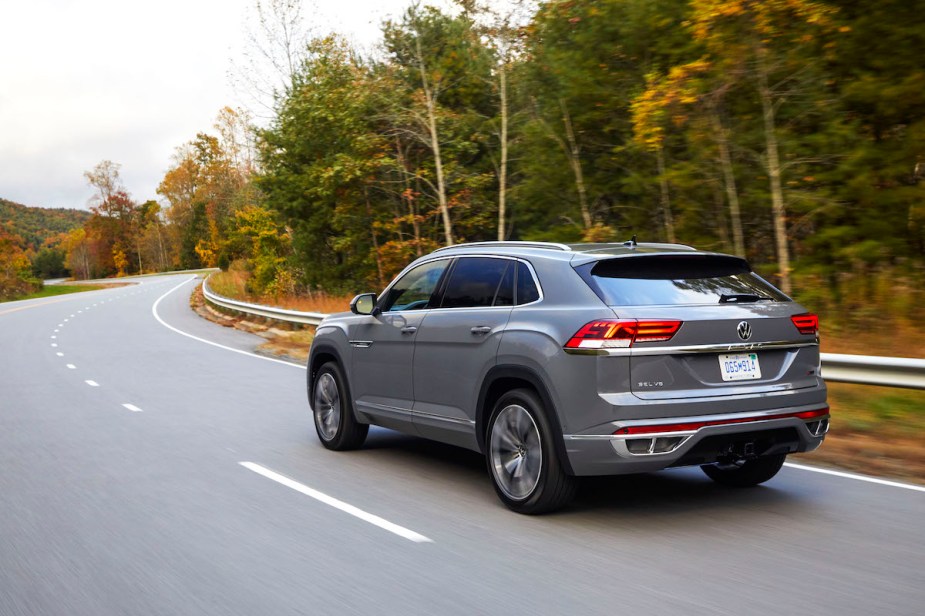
[656,147,676,244]
[497,62,509,241]
[395,138,422,256]
[757,50,792,295]
[415,36,454,246]
[712,179,731,251]
[365,186,385,287]
[156,222,168,271]
[559,98,591,229]
[711,111,745,257]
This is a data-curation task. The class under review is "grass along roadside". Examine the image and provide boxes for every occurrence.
[2,283,110,302]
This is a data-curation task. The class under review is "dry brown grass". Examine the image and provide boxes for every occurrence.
[208,271,353,314]
[269,293,354,314]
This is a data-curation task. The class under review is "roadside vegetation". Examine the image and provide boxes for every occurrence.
[10,284,109,302]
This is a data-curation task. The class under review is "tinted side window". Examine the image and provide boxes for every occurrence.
[494,262,514,307]
[379,259,450,312]
[516,261,540,305]
[441,257,511,309]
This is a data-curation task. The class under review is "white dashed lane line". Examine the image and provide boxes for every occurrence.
[50,343,57,348]
[56,352,63,357]
[85,380,99,387]
[66,364,76,370]
[239,462,433,544]
[122,404,142,413]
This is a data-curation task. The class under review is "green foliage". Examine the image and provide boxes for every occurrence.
[129,0,924,328]
[31,247,67,279]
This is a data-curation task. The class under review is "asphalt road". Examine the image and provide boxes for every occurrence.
[1,274,923,615]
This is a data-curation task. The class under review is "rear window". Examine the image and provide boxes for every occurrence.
[576,255,789,306]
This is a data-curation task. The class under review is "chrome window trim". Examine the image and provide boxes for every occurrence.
[563,339,817,357]
[381,254,545,313]
[377,256,454,313]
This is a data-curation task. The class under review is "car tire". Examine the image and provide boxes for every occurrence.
[700,453,786,487]
[486,388,577,514]
[311,362,368,451]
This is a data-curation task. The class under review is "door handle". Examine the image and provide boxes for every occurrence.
[400,326,418,335]
[470,326,492,335]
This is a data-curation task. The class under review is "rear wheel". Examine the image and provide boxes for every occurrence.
[311,362,368,450]
[486,389,577,514]
[701,453,786,487]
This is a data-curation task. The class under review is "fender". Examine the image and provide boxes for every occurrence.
[307,341,347,395]
[476,364,575,476]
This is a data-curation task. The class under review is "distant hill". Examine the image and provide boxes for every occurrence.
[0,198,90,250]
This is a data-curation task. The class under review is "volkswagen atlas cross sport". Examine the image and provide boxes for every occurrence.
[307,241,828,514]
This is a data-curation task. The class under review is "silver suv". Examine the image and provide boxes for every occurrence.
[307,241,828,513]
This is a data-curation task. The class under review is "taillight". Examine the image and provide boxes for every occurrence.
[565,319,681,349]
[791,313,818,335]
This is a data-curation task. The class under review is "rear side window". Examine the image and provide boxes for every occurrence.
[516,261,540,305]
[440,257,512,308]
[576,255,789,306]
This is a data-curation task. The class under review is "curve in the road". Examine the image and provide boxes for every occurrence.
[151,276,304,370]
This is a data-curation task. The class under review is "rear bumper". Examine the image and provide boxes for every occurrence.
[563,403,829,476]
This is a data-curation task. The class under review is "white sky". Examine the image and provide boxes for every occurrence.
[0,0,444,210]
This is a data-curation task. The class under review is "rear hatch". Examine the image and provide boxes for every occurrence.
[573,253,820,400]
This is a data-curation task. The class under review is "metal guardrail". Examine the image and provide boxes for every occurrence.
[201,275,925,389]
[202,275,327,326]
[820,353,925,390]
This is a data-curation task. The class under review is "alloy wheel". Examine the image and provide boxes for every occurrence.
[489,404,543,501]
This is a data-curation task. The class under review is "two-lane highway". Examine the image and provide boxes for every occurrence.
[1,275,923,615]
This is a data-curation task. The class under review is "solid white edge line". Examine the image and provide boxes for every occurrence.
[122,403,142,412]
[151,276,304,369]
[784,462,925,493]
[239,461,432,543]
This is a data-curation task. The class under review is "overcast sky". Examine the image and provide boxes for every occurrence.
[0,0,445,210]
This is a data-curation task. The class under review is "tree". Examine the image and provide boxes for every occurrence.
[0,225,38,299]
[384,4,496,246]
[687,0,838,294]
[259,36,390,289]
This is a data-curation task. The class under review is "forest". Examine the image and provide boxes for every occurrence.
[4,0,924,334]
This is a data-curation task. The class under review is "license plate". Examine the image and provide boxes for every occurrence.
[718,353,762,381]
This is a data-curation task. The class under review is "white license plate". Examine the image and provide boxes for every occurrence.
[718,353,762,381]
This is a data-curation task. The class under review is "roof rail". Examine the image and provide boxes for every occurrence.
[432,241,571,253]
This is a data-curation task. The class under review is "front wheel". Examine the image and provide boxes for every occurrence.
[311,362,368,451]
[486,389,577,514]
[701,454,786,487]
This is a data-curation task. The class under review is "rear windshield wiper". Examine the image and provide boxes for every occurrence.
[719,293,772,303]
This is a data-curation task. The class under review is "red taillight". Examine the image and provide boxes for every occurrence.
[791,313,819,335]
[565,319,681,349]
[614,406,829,435]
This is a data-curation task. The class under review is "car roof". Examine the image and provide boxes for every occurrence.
[430,241,705,265]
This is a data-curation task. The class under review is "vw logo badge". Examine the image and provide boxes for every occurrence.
[737,321,752,340]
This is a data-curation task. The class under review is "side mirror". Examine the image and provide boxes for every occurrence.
[350,293,378,316]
